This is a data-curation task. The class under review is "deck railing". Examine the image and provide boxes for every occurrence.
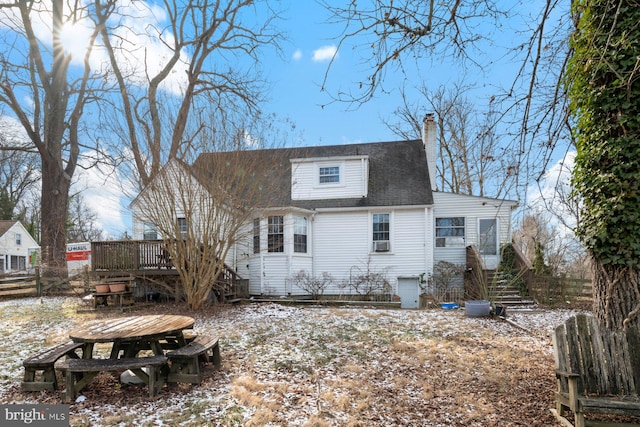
[90,240,246,299]
[91,240,165,271]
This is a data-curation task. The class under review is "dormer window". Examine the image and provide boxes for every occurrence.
[319,166,340,184]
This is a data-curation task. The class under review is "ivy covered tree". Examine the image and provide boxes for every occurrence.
[568,0,640,330]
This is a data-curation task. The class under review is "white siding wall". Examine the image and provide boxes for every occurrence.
[291,157,368,200]
[432,192,516,266]
[240,207,430,296]
[0,223,39,273]
[311,211,369,293]
[309,208,428,295]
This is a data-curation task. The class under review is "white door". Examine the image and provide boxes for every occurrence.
[397,277,419,309]
[478,218,499,270]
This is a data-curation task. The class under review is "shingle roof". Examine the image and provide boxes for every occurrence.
[192,139,433,209]
[0,220,17,238]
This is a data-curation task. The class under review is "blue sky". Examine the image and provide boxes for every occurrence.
[1,1,569,238]
[86,0,561,237]
[265,1,532,147]
[265,1,420,146]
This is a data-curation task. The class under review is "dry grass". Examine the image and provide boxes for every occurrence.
[0,297,593,426]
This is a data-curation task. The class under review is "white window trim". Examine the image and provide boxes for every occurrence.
[315,161,346,188]
[370,211,393,254]
[293,215,309,254]
[435,216,466,248]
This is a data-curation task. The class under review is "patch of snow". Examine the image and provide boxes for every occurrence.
[0,297,587,426]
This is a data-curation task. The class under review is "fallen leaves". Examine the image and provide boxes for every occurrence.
[0,297,584,426]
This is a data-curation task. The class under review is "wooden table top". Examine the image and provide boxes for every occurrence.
[69,314,195,343]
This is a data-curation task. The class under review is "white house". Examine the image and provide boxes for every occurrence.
[0,220,40,274]
[131,117,518,308]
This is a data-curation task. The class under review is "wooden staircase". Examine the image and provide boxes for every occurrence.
[486,270,536,308]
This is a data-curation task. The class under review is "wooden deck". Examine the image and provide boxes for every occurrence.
[90,240,248,300]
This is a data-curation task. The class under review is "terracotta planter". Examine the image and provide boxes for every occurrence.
[109,283,127,293]
[95,284,110,293]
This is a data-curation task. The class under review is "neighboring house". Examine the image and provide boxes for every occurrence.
[131,116,518,308]
[0,220,40,274]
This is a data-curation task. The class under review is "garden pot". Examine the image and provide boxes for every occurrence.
[109,283,127,292]
[494,305,507,318]
[465,300,491,317]
[95,284,110,293]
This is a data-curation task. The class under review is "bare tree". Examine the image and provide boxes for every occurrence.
[323,0,574,201]
[133,119,293,310]
[0,117,40,221]
[384,84,514,198]
[0,1,113,277]
[66,193,104,243]
[96,0,284,188]
[513,211,584,277]
[0,1,283,280]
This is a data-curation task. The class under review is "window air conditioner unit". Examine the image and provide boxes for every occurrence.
[373,240,390,252]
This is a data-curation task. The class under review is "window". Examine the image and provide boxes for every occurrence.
[178,217,187,240]
[373,213,390,241]
[319,166,340,184]
[435,217,465,247]
[10,255,26,271]
[372,213,390,251]
[143,223,158,240]
[294,216,308,253]
[268,215,284,253]
[253,218,260,254]
[15,233,22,246]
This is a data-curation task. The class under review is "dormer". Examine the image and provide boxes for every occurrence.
[291,155,369,201]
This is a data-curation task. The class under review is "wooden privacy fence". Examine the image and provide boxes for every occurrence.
[552,314,640,426]
[529,275,593,307]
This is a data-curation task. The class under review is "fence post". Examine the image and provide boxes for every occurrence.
[35,266,41,297]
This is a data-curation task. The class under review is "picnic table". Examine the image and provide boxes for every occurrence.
[59,314,195,401]
[69,314,195,358]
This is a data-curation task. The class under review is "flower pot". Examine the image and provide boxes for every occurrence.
[465,300,491,317]
[95,284,110,293]
[109,283,127,293]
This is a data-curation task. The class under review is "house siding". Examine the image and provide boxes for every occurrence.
[242,207,430,296]
[291,157,368,200]
[432,192,516,269]
[0,222,39,273]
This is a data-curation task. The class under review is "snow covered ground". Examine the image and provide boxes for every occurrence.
[0,297,585,426]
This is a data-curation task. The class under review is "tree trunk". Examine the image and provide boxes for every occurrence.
[593,259,640,331]
[40,155,70,279]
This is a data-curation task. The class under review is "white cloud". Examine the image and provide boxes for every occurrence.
[292,49,302,61]
[527,151,577,230]
[0,1,190,96]
[73,153,134,239]
[312,45,338,62]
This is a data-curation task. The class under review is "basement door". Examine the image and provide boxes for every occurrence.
[397,277,419,309]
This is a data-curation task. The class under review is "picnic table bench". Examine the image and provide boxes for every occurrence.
[552,313,640,427]
[57,355,168,402]
[22,341,86,392]
[166,335,221,384]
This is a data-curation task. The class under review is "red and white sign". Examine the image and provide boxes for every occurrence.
[66,242,91,276]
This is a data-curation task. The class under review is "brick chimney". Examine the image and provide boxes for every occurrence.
[422,113,437,191]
